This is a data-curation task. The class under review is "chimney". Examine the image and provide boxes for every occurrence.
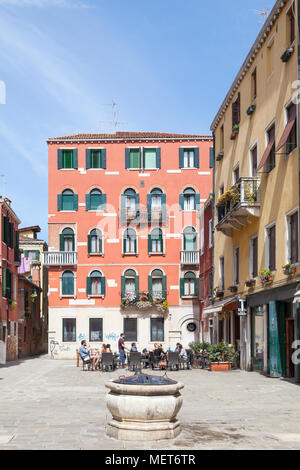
[31,260,41,287]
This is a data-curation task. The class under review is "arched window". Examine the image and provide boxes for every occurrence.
[60,189,77,211]
[149,228,163,254]
[60,228,75,252]
[89,189,102,211]
[183,226,197,251]
[121,269,139,300]
[88,228,103,255]
[183,188,196,211]
[123,228,137,254]
[149,269,166,300]
[62,270,74,296]
[150,188,163,210]
[181,272,197,297]
[87,270,105,297]
[124,189,137,210]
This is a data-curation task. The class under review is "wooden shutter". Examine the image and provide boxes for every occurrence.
[85,194,90,211]
[86,276,91,296]
[194,148,199,168]
[161,194,167,223]
[147,195,152,222]
[87,234,92,254]
[102,149,107,169]
[35,250,40,261]
[148,275,152,299]
[24,250,29,258]
[269,226,276,271]
[86,149,91,169]
[74,195,78,211]
[291,212,299,264]
[232,93,240,127]
[162,276,167,297]
[57,194,62,212]
[179,194,184,211]
[209,147,214,169]
[121,276,125,298]
[121,195,126,224]
[198,277,204,300]
[73,149,78,169]
[2,267,6,297]
[252,237,258,278]
[179,148,184,168]
[125,149,130,169]
[156,148,161,169]
[195,194,200,208]
[101,277,106,296]
[148,234,152,253]
[135,275,139,300]
[58,149,63,169]
[180,278,184,298]
[100,194,107,211]
[60,234,64,252]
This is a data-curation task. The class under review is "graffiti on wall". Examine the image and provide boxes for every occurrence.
[105,332,118,342]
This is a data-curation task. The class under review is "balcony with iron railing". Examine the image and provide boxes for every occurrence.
[43,251,77,266]
[216,177,261,236]
[180,251,200,266]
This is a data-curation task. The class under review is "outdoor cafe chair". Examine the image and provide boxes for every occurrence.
[128,352,142,372]
[167,352,180,371]
[80,356,92,371]
[101,352,115,372]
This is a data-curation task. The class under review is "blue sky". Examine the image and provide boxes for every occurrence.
[0,0,274,240]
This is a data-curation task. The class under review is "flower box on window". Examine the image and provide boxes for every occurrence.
[259,270,273,285]
[247,104,256,116]
[281,47,294,63]
[282,264,296,276]
[230,125,239,140]
[216,151,224,162]
[245,279,256,288]
[216,290,224,298]
[228,285,238,293]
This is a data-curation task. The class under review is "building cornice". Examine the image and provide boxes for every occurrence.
[210,0,287,132]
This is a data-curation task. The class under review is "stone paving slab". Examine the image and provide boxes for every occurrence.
[0,355,300,449]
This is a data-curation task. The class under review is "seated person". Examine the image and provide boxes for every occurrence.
[177,343,187,361]
[174,343,180,353]
[130,343,138,352]
[153,343,165,366]
[79,340,100,371]
[101,343,107,354]
[106,344,112,353]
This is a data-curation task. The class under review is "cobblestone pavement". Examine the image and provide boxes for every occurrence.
[0,355,300,450]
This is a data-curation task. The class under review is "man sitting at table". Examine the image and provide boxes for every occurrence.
[79,340,100,371]
[130,343,138,352]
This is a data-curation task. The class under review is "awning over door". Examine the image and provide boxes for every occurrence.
[276,104,296,151]
[203,297,238,316]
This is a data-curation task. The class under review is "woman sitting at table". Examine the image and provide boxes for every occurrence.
[177,343,187,361]
[153,343,165,366]
[101,343,107,354]
[106,344,112,353]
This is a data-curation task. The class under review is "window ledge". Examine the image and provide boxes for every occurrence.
[59,211,77,213]
[88,253,104,257]
[181,167,198,170]
[87,168,105,171]
[88,295,104,299]
[122,253,138,257]
[59,169,77,171]
[181,296,198,299]
[149,253,165,256]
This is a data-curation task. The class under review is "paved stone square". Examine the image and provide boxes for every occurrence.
[0,355,300,450]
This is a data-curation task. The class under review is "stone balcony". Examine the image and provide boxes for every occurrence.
[43,251,77,266]
[216,177,261,236]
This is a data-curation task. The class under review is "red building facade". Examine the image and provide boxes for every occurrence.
[46,132,213,358]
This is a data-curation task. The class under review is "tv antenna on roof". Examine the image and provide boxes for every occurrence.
[253,7,270,24]
[100,100,128,133]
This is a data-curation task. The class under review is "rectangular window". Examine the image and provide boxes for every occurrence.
[63,318,76,342]
[124,318,137,342]
[287,6,295,45]
[220,256,225,290]
[267,225,276,271]
[233,164,240,184]
[288,211,299,264]
[90,150,102,169]
[89,318,103,342]
[129,149,141,169]
[251,145,258,177]
[266,124,276,173]
[151,318,164,342]
[220,125,224,151]
[62,150,73,169]
[183,149,195,168]
[151,237,162,253]
[250,235,258,278]
[233,246,239,285]
[232,93,240,128]
[144,149,157,169]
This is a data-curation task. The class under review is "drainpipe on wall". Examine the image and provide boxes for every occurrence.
[211,132,215,307]
[295,0,300,383]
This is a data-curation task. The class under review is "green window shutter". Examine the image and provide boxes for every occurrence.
[147,195,152,222]
[135,276,139,300]
[160,231,164,253]
[121,276,125,298]
[179,194,184,211]
[101,277,106,296]
[35,250,40,261]
[123,235,127,254]
[161,194,167,223]
[194,278,198,297]
[196,194,200,208]
[85,194,90,211]
[87,234,92,254]
[162,276,167,297]
[156,148,161,169]
[102,149,106,169]
[74,195,78,211]
[2,267,6,297]
[134,236,137,254]
[86,277,91,296]
[60,235,64,252]
[57,194,62,212]
[73,149,78,169]
[148,275,152,299]
[58,149,63,169]
[24,250,29,258]
[125,149,130,169]
[86,149,91,169]
[148,234,152,253]
[194,148,199,168]
[180,278,185,298]
[179,148,184,168]
[100,194,107,211]
[209,147,214,169]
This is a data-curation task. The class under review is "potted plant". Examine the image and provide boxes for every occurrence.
[245,279,256,288]
[230,124,239,140]
[157,300,169,313]
[229,285,238,293]
[207,342,236,371]
[281,47,294,63]
[9,299,17,309]
[282,264,296,276]
[247,104,256,115]
[216,290,224,298]
[259,269,273,285]
[188,342,209,353]
[216,151,224,162]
